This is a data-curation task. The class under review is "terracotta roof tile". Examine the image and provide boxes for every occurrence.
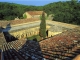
[73,55,80,60]
[39,29,80,48]
[27,11,44,15]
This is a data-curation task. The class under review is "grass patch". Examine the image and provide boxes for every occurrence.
[27,35,40,42]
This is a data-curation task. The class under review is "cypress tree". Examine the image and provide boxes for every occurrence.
[39,12,46,39]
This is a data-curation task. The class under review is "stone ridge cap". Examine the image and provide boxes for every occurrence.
[0,18,40,28]
[11,20,40,27]
[46,20,79,29]
[27,11,44,15]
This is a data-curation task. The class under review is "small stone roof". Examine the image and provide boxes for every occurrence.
[27,11,45,15]
[0,18,39,28]
[10,18,39,25]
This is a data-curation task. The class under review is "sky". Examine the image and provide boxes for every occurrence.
[0,0,74,6]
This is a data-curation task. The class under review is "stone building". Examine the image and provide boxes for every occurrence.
[24,11,47,18]
[0,17,80,60]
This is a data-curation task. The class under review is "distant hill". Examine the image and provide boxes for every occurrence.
[0,2,43,20]
[43,1,80,25]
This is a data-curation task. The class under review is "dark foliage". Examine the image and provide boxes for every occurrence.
[0,2,43,20]
[39,12,46,39]
[43,0,80,25]
[0,0,80,25]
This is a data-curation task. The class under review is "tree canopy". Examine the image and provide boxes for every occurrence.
[43,0,80,25]
[39,12,46,39]
[0,0,80,25]
[0,2,43,20]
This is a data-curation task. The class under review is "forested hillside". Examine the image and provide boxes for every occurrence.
[43,0,80,25]
[0,0,80,25]
[0,2,43,20]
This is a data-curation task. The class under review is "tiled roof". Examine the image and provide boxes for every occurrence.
[10,18,39,26]
[0,28,80,60]
[39,29,80,60]
[0,32,6,45]
[73,55,80,60]
[0,18,39,27]
[39,28,80,49]
[27,11,44,15]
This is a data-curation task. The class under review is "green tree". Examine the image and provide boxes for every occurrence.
[0,2,43,20]
[43,0,80,25]
[23,13,27,19]
[39,12,46,39]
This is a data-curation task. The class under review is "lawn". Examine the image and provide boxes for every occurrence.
[27,35,41,42]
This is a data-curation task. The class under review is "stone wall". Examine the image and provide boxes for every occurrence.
[47,25,70,37]
[9,25,51,40]
[48,31,62,37]
[6,23,75,40]
[10,27,39,39]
